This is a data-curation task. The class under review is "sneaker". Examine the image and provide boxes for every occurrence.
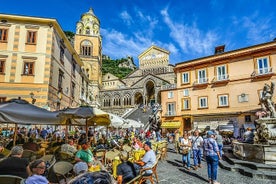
[208,179,212,184]
[198,164,202,168]
[193,166,198,170]
[213,181,220,184]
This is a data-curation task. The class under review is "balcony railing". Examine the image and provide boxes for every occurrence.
[251,67,273,77]
[211,74,229,83]
[161,83,176,90]
[193,78,208,85]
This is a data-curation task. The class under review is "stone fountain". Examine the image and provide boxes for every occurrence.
[233,82,276,164]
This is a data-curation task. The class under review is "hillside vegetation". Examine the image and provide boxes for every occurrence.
[102,58,134,79]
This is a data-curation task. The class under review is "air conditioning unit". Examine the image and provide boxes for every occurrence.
[241,93,246,97]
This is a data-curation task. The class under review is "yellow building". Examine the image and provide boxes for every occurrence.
[161,40,276,135]
[0,13,91,110]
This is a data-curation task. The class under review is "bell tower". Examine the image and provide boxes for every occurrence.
[74,8,102,106]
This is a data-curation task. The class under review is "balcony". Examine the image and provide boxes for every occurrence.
[211,74,229,86]
[161,83,176,90]
[251,67,273,81]
[164,112,176,117]
[193,78,209,88]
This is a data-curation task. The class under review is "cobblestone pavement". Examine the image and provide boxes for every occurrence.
[156,143,276,184]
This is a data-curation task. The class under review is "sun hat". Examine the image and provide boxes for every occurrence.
[73,162,88,175]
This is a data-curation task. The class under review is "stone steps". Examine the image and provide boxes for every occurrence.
[219,150,276,180]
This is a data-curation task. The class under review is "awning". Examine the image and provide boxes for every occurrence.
[161,121,181,128]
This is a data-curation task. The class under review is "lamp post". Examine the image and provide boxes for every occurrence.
[29,92,36,104]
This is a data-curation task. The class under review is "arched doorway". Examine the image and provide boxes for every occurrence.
[134,92,143,105]
[145,80,155,106]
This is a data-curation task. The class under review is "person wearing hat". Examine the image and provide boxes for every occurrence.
[136,141,156,175]
[117,151,137,184]
[203,131,221,184]
[75,139,95,167]
[0,145,30,178]
[25,159,49,184]
[73,161,88,175]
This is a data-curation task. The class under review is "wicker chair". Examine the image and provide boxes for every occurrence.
[21,149,37,162]
[53,161,73,184]
[138,154,160,184]
[94,149,106,164]
[0,175,23,184]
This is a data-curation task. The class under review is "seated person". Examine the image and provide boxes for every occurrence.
[61,139,77,156]
[25,159,49,184]
[52,136,64,147]
[136,141,156,175]
[23,138,40,152]
[0,146,30,178]
[132,137,143,150]
[75,139,95,167]
[117,151,137,184]
[6,133,25,150]
[0,142,5,158]
[73,161,88,176]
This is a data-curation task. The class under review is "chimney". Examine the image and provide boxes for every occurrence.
[214,45,225,54]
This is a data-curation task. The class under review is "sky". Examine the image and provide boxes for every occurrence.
[1,0,275,65]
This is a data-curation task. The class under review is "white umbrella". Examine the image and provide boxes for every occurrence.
[108,113,125,128]
[122,119,144,128]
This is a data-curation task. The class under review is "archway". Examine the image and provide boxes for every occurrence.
[145,80,155,106]
[134,92,143,105]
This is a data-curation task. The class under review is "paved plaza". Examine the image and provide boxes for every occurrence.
[156,143,276,184]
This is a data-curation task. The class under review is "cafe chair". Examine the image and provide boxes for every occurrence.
[94,149,106,164]
[53,161,73,184]
[0,175,23,184]
[138,155,160,184]
[22,149,37,162]
[59,151,75,163]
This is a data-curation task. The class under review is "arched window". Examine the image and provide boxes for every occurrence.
[81,40,92,56]
[85,27,90,35]
[103,95,111,107]
[123,94,131,106]
[113,94,121,106]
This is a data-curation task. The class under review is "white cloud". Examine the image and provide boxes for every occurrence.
[119,10,133,26]
[160,8,217,55]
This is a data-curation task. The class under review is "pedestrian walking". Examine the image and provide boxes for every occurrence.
[203,131,221,184]
[180,133,191,170]
[191,130,203,170]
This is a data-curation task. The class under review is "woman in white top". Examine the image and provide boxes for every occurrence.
[180,133,191,170]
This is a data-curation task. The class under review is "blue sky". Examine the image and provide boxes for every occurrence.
[1,0,275,65]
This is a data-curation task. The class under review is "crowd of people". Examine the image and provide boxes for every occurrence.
[0,124,164,184]
[175,129,222,184]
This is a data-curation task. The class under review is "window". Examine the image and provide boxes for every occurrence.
[182,72,189,83]
[257,57,270,74]
[199,97,208,108]
[167,103,175,116]
[168,91,174,99]
[218,95,229,107]
[0,97,6,102]
[81,40,92,56]
[183,89,189,96]
[26,31,37,44]
[182,98,190,110]
[58,70,64,90]
[0,60,5,74]
[72,60,76,77]
[197,69,207,83]
[60,46,64,63]
[71,82,75,98]
[23,62,34,75]
[217,65,227,80]
[245,115,251,122]
[0,28,8,42]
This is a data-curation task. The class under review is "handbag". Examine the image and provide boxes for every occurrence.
[182,147,189,155]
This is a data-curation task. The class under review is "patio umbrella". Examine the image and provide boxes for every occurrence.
[0,98,64,145]
[0,98,63,125]
[57,106,110,136]
[122,119,144,129]
[108,113,125,128]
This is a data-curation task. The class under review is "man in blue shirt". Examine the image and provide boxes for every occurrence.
[203,131,221,184]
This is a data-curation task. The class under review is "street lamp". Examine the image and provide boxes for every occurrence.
[29,92,36,104]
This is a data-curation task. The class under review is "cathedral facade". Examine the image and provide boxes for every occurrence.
[100,45,176,115]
